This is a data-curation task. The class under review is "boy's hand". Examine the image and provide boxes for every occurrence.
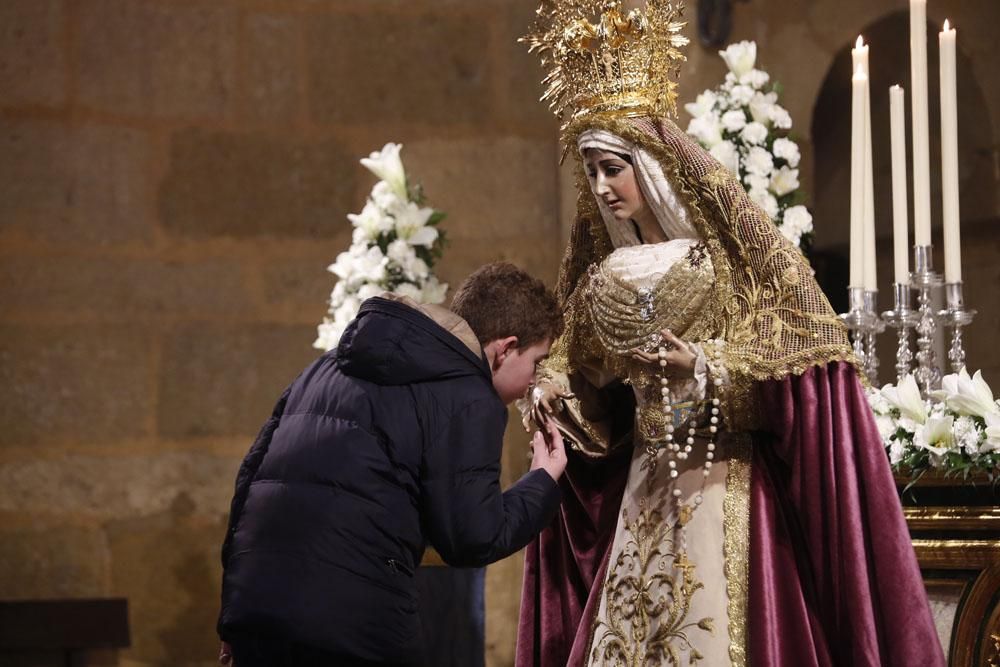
[529,419,567,482]
[218,641,233,665]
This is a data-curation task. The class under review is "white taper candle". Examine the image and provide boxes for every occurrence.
[850,66,868,289]
[910,0,932,246]
[890,85,910,285]
[940,20,961,283]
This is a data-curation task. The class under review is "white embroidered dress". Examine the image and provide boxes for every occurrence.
[583,239,736,666]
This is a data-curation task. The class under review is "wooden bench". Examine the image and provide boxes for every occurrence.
[0,599,129,667]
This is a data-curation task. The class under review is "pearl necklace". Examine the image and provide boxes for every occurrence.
[656,344,723,545]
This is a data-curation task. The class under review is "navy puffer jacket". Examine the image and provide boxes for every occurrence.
[218,296,560,664]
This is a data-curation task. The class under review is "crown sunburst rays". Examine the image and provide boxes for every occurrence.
[522,0,689,136]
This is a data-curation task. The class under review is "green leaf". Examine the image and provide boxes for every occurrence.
[408,182,426,206]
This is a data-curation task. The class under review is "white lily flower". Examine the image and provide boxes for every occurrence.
[421,276,449,304]
[387,238,416,265]
[687,114,723,148]
[897,416,920,436]
[770,105,792,129]
[881,375,928,424]
[684,90,718,118]
[913,416,956,465]
[770,166,800,197]
[351,245,388,284]
[749,91,777,125]
[782,206,812,234]
[370,180,405,214]
[329,281,348,306]
[772,137,801,167]
[356,283,382,301]
[360,143,407,200]
[888,436,907,465]
[387,239,430,281]
[744,145,774,176]
[347,200,394,240]
[740,69,770,89]
[983,413,1000,453]
[953,416,981,456]
[328,250,355,281]
[875,414,896,441]
[867,387,890,414]
[935,368,999,417]
[730,85,755,107]
[740,122,769,146]
[334,296,361,326]
[393,281,423,301]
[709,140,740,175]
[393,201,438,247]
[407,226,439,247]
[721,110,747,133]
[743,173,769,193]
[719,40,757,77]
[313,320,344,352]
[778,221,802,246]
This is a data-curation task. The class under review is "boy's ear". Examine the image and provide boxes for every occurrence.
[498,336,519,357]
[487,336,519,368]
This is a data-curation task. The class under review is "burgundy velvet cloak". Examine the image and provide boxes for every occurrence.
[515,362,944,666]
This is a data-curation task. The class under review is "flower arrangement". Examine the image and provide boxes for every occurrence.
[313,143,448,351]
[868,368,1000,482]
[684,40,813,249]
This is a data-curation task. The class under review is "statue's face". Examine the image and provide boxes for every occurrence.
[583,148,649,224]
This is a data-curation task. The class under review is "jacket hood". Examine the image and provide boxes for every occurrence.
[335,295,492,387]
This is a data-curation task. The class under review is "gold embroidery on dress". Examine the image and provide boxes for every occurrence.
[590,474,715,666]
[584,242,718,361]
[723,436,752,666]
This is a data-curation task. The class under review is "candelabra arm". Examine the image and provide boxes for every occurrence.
[939,282,976,375]
[841,287,876,381]
[882,283,918,385]
[863,290,885,385]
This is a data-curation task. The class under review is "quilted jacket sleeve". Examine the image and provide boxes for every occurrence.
[420,398,561,567]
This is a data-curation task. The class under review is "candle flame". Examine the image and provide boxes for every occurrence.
[856,35,864,48]
[943,19,951,31]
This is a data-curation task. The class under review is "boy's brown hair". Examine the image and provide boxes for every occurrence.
[451,262,564,348]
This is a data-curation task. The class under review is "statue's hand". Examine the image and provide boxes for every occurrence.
[525,379,575,431]
[630,329,697,379]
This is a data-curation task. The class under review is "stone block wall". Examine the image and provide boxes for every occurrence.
[0,1,558,665]
[3,1,998,666]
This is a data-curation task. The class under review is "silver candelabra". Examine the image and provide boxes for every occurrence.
[839,243,975,394]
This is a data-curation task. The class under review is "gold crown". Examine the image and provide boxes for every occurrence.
[523,0,689,133]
